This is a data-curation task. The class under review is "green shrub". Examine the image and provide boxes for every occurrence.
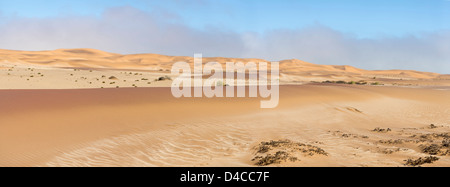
[371,82,381,85]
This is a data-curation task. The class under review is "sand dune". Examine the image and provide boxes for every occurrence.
[0,48,443,78]
[1,48,448,90]
[0,85,449,167]
[1,48,449,167]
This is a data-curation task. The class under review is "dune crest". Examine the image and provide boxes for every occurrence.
[0,48,443,80]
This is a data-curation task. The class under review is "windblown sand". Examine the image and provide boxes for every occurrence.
[1,49,450,167]
[0,85,449,167]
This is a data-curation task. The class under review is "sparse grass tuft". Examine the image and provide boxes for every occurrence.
[405,156,439,167]
[156,76,172,81]
[372,127,392,133]
[252,139,327,166]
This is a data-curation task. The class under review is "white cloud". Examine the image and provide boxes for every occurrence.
[0,6,449,73]
[248,26,450,73]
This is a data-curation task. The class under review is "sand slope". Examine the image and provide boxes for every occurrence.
[1,85,449,167]
[1,48,449,167]
[1,48,449,89]
[0,48,443,79]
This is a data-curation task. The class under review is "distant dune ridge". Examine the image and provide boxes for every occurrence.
[1,48,448,89]
[0,48,444,79]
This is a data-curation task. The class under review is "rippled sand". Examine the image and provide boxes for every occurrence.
[1,85,449,167]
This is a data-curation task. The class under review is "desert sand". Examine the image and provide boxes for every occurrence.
[1,49,449,167]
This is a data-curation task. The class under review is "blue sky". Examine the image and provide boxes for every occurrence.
[0,0,449,73]
[1,0,449,38]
